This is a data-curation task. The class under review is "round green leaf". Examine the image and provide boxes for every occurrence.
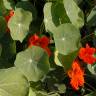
[0,67,29,96]
[63,0,84,28]
[53,23,81,55]
[15,46,50,81]
[8,8,32,42]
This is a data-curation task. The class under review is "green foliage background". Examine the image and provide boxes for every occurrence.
[0,0,96,96]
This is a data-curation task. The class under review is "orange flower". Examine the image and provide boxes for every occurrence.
[28,34,51,56]
[79,44,96,64]
[68,60,84,90]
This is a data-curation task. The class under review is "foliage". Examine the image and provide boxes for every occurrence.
[0,0,96,96]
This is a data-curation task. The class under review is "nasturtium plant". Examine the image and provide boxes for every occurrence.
[0,0,96,96]
[44,2,70,33]
[55,50,78,71]
[63,0,84,28]
[3,0,15,10]
[15,46,50,81]
[0,67,29,96]
[16,1,37,19]
[44,2,56,33]
[53,23,81,55]
[8,8,32,42]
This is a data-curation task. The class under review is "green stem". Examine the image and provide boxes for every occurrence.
[80,32,94,42]
[85,82,96,91]
[40,20,45,33]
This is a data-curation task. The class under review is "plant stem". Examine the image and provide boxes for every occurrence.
[81,32,94,42]
[85,82,96,91]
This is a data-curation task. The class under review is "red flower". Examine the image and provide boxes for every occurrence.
[5,10,14,23]
[28,34,39,46]
[39,36,50,48]
[28,34,51,56]
[4,10,14,33]
[5,15,10,23]
[68,60,84,90]
[79,44,96,64]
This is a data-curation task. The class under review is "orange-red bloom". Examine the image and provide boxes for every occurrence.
[5,10,14,32]
[68,60,84,90]
[5,10,14,23]
[79,44,96,64]
[28,34,51,56]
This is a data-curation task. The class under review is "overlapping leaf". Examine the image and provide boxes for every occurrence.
[15,46,50,81]
[63,0,84,28]
[8,8,32,42]
[0,67,29,96]
[53,23,81,55]
[55,51,78,71]
[16,1,37,19]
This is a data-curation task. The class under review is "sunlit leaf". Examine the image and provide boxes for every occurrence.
[53,23,81,55]
[8,8,32,42]
[16,1,37,19]
[0,67,29,96]
[63,0,84,28]
[15,46,50,81]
